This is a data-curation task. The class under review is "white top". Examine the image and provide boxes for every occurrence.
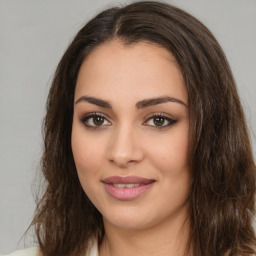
[2,248,40,256]
[3,242,98,256]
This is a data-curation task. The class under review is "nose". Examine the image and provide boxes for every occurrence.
[107,125,144,168]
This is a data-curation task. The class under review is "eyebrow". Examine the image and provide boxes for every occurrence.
[75,96,187,109]
[75,96,112,108]
[136,96,187,109]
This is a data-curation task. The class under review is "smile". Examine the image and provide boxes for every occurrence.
[113,183,140,188]
[102,176,155,200]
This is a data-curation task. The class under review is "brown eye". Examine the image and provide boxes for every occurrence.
[81,113,111,128]
[92,116,105,126]
[153,116,165,126]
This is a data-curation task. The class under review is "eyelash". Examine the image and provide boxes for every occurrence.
[80,112,177,129]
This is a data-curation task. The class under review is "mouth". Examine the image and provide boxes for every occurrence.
[102,176,155,201]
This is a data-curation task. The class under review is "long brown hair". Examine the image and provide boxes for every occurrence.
[30,1,256,255]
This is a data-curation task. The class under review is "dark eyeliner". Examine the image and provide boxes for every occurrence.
[143,113,177,129]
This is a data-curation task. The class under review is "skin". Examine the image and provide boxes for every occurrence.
[72,40,192,256]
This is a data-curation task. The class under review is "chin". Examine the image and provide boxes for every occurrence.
[101,205,163,231]
[104,215,153,230]
[99,198,190,232]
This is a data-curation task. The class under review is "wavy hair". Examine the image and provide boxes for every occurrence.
[30,1,256,255]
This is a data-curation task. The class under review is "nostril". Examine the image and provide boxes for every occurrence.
[109,158,137,168]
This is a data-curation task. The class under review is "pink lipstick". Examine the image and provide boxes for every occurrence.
[102,176,155,200]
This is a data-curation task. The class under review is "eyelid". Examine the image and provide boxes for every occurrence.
[143,112,176,121]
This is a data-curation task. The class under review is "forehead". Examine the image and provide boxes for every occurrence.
[75,39,187,105]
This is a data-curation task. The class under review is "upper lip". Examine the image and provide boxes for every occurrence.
[102,176,155,184]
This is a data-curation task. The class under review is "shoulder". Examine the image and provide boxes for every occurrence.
[3,247,41,256]
[86,240,98,256]
[3,242,98,256]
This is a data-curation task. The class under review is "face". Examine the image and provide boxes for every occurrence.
[72,40,191,231]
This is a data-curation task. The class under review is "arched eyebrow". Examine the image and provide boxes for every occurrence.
[75,96,112,108]
[75,96,187,108]
[136,96,187,108]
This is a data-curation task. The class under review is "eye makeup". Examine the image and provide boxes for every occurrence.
[80,111,177,130]
[143,113,177,129]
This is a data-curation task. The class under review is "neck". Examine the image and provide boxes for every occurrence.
[99,212,192,256]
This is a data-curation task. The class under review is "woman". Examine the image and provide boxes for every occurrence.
[7,1,256,256]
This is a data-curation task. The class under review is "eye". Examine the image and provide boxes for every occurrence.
[143,114,177,128]
[80,113,111,128]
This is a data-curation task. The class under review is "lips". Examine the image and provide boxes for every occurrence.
[102,176,155,200]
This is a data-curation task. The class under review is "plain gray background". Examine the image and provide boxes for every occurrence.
[0,0,255,254]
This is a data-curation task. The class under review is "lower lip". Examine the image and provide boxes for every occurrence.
[103,183,154,200]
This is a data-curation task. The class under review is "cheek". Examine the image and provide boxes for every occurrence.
[71,128,104,205]
[147,128,189,173]
[71,124,104,182]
